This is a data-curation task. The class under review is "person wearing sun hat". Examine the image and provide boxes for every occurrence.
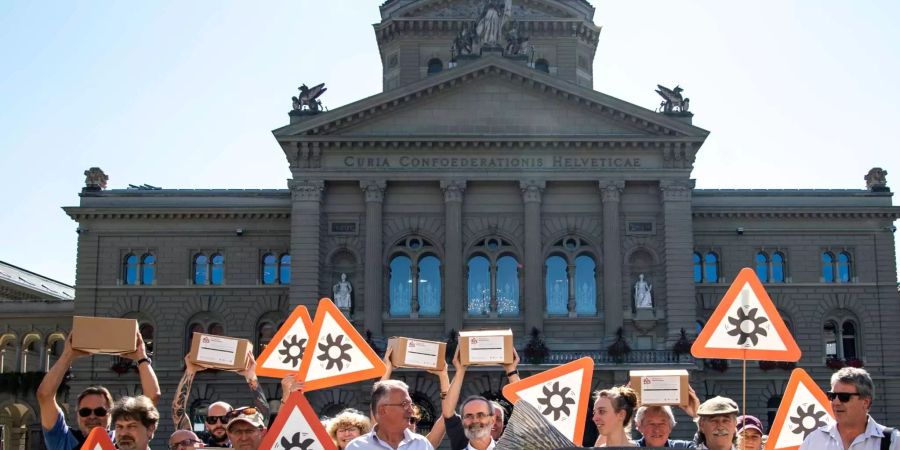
[735,415,764,450]
[695,396,739,450]
[225,406,267,450]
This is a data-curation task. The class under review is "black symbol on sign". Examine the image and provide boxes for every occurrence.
[789,404,828,439]
[726,307,769,346]
[281,432,315,450]
[317,334,352,371]
[536,382,575,421]
[278,335,308,367]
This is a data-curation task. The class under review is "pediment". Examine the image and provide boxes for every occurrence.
[395,0,580,20]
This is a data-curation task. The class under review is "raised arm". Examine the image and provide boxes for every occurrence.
[280,374,305,404]
[121,330,160,405]
[172,355,203,430]
[380,347,395,381]
[424,363,451,448]
[502,348,520,385]
[36,335,88,430]
[443,348,466,419]
[238,350,269,422]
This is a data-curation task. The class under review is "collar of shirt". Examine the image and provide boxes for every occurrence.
[465,438,496,450]
[368,426,423,448]
[824,415,886,446]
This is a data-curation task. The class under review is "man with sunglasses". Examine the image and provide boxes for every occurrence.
[800,367,899,450]
[37,332,161,450]
[172,351,269,447]
[345,380,433,450]
[168,430,204,450]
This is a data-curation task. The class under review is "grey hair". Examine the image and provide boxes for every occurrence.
[490,401,505,422]
[459,396,495,416]
[831,367,874,400]
[370,380,410,416]
[635,405,676,429]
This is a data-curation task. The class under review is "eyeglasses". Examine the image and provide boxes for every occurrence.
[225,407,258,421]
[463,412,490,421]
[205,415,228,425]
[78,407,108,418]
[169,438,201,450]
[826,392,862,402]
[382,400,413,409]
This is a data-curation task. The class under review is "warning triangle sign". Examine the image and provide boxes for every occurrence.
[765,369,835,450]
[257,305,314,379]
[82,427,116,450]
[296,298,386,391]
[258,391,337,450]
[501,357,594,444]
[692,267,801,361]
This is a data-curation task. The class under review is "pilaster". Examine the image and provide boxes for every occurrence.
[600,180,625,337]
[659,179,696,342]
[361,180,386,336]
[441,180,466,333]
[289,179,324,308]
[520,180,545,333]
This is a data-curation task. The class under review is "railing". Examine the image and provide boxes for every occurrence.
[544,350,695,366]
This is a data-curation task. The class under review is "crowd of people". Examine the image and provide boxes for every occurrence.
[35,330,899,450]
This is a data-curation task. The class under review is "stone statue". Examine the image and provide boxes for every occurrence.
[451,24,475,58]
[655,84,690,114]
[634,274,653,309]
[83,167,108,191]
[333,273,352,309]
[292,83,327,112]
[476,0,511,48]
[865,167,889,192]
[504,24,529,56]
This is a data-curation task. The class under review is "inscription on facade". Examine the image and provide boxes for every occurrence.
[329,221,358,235]
[341,155,642,169]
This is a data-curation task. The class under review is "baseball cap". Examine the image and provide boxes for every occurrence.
[736,415,763,434]
[225,406,266,431]
[696,396,739,416]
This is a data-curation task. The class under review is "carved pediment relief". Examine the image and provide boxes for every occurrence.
[399,0,577,20]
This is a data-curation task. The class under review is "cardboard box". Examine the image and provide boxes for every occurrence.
[71,316,138,355]
[630,369,690,407]
[188,333,253,371]
[388,337,447,370]
[459,329,514,365]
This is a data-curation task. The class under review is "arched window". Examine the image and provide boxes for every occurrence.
[262,253,277,285]
[824,315,860,360]
[772,252,785,282]
[545,256,568,315]
[210,254,225,285]
[389,255,412,316]
[496,255,520,315]
[124,254,139,285]
[841,321,857,359]
[574,255,596,315]
[418,256,441,316]
[139,323,155,357]
[755,252,769,282]
[427,58,443,75]
[141,254,156,285]
[466,237,520,316]
[692,252,702,283]
[279,254,291,284]
[125,253,156,285]
[255,313,283,354]
[185,318,226,353]
[388,237,441,318]
[766,395,782,430]
[534,58,550,73]
[822,252,835,282]
[838,252,852,283]
[193,254,209,285]
[703,252,719,283]
[467,256,490,315]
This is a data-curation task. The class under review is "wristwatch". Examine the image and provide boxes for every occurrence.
[137,357,152,366]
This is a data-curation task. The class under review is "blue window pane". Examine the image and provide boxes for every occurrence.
[545,256,568,315]
[210,254,224,285]
[280,254,291,284]
[262,254,277,285]
[692,253,702,282]
[574,255,596,315]
[772,253,785,282]
[389,256,412,316]
[467,256,490,315]
[704,253,718,283]
[755,252,768,282]
[141,254,156,285]
[496,256,519,316]
[418,256,441,316]
[124,254,138,285]
[822,252,834,282]
[838,253,851,283]
[193,254,208,285]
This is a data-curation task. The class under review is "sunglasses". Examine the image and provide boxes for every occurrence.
[169,438,201,450]
[225,407,258,421]
[78,407,108,418]
[205,415,228,425]
[826,392,862,402]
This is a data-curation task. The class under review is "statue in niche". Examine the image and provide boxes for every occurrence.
[476,0,511,48]
[634,274,653,309]
[333,273,352,310]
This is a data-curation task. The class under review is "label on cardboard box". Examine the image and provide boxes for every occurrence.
[640,375,682,404]
[405,340,440,368]
[467,335,505,363]
[196,335,239,366]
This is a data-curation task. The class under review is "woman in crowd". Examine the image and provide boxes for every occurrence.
[326,409,372,449]
[735,415,765,450]
[592,385,638,447]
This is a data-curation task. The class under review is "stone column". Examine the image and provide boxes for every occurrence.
[289,179,324,308]
[441,180,466,332]
[659,179,697,342]
[521,180,545,333]
[567,261,577,317]
[361,180,386,336]
[600,180,625,337]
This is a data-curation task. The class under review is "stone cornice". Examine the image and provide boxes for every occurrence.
[63,207,290,221]
[374,18,600,48]
[692,209,900,220]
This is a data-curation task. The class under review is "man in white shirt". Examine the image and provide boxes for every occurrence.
[458,396,496,450]
[800,367,898,450]
[345,380,434,450]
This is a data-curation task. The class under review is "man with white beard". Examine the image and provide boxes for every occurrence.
[458,396,496,450]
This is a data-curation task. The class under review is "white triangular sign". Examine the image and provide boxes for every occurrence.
[258,392,336,450]
[766,369,835,450]
[256,306,313,379]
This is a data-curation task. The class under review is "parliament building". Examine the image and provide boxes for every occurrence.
[2,0,900,448]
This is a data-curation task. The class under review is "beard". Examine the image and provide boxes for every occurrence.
[464,422,491,441]
[116,436,138,450]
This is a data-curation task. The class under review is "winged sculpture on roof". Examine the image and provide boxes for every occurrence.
[292,83,327,112]
[655,84,690,114]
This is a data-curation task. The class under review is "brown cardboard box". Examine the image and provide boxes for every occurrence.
[188,333,253,371]
[629,369,690,407]
[459,329,514,365]
[71,316,138,355]
[388,337,447,370]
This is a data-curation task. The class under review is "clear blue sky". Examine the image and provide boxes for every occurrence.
[1,1,898,285]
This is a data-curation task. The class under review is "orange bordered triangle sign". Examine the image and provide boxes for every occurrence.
[296,298,386,391]
[692,267,801,361]
[501,357,594,444]
[82,427,116,450]
[256,305,313,379]
[259,391,337,450]
[765,369,835,450]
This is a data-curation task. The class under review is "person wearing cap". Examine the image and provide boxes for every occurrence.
[111,395,159,450]
[735,415,763,450]
[799,367,900,450]
[695,396,739,450]
[169,429,205,449]
[224,406,267,450]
